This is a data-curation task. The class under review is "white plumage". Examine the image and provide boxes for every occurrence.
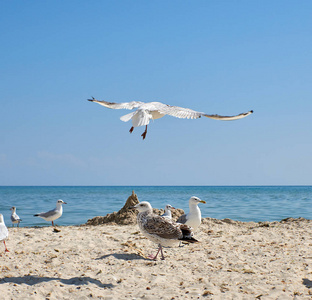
[10,206,22,227]
[0,214,9,253]
[161,204,175,219]
[34,199,67,226]
[176,196,206,231]
[88,98,253,139]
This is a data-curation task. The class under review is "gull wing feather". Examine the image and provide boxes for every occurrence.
[176,214,188,224]
[156,104,203,119]
[11,214,21,222]
[203,110,253,120]
[156,103,253,121]
[142,216,182,239]
[88,98,144,110]
[37,209,57,218]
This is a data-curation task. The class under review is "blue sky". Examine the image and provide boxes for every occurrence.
[1,1,312,185]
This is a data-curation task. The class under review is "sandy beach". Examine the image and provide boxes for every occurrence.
[1,217,312,299]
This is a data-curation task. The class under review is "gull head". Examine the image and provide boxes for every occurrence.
[57,199,67,205]
[10,206,16,212]
[189,196,206,205]
[131,201,153,213]
[165,204,175,211]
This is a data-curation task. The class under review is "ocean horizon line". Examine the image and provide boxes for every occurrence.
[1,184,312,187]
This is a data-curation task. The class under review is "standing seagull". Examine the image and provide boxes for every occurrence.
[131,201,198,260]
[0,214,9,253]
[176,196,206,231]
[88,98,253,139]
[161,204,175,219]
[34,199,67,226]
[10,206,22,227]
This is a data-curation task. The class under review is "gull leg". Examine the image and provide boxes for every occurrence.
[141,125,148,140]
[52,221,54,227]
[178,241,185,247]
[148,244,163,260]
[160,245,165,260]
[3,241,9,252]
[129,127,134,134]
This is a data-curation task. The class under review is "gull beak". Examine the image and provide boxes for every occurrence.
[63,202,67,204]
[128,206,136,210]
[200,200,206,204]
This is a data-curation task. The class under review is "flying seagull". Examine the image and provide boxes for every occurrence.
[0,214,9,254]
[88,98,253,139]
[130,201,198,260]
[10,206,22,227]
[176,196,206,231]
[34,199,67,226]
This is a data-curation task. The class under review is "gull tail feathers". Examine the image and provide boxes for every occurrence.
[131,111,152,127]
[179,224,199,243]
[120,111,136,122]
[180,236,199,243]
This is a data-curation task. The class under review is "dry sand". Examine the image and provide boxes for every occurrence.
[1,217,312,299]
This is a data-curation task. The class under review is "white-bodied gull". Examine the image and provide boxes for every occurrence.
[0,214,9,253]
[131,201,198,260]
[176,196,206,231]
[34,199,67,226]
[161,204,175,219]
[88,98,253,139]
[10,206,22,227]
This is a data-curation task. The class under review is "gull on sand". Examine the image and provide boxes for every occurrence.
[131,201,198,260]
[0,214,9,253]
[88,98,253,140]
[10,206,22,227]
[161,204,175,219]
[34,199,67,226]
[177,196,206,231]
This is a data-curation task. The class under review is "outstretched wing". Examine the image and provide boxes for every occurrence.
[156,103,204,119]
[156,103,253,121]
[88,98,144,110]
[203,110,253,121]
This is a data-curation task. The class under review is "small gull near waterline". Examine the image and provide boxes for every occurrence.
[176,196,206,231]
[10,206,22,227]
[88,98,253,140]
[131,201,198,260]
[34,199,67,226]
[0,214,9,253]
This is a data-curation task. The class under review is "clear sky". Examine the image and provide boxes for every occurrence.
[1,1,312,186]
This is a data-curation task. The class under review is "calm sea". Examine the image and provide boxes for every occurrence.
[0,186,311,227]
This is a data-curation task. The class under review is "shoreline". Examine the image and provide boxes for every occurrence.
[1,217,312,299]
[5,216,310,228]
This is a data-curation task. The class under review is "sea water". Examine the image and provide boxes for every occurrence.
[0,186,311,227]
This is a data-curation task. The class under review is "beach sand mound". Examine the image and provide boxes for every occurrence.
[86,191,185,225]
[86,191,139,225]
